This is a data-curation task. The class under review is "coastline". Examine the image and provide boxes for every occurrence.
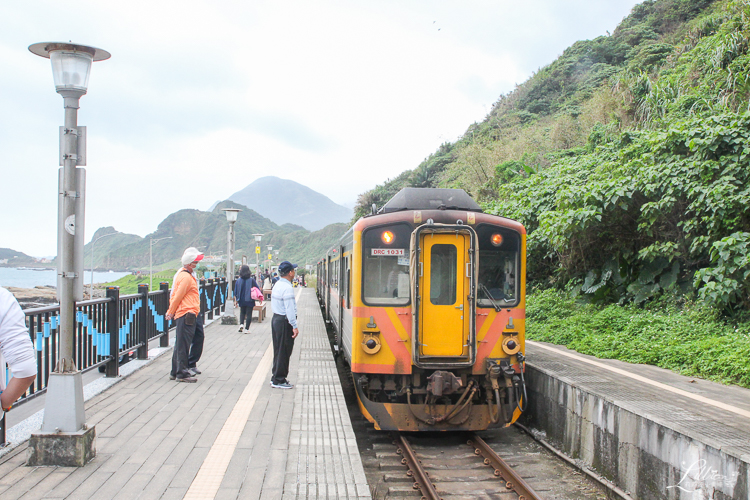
[4,286,59,309]
[3,285,115,310]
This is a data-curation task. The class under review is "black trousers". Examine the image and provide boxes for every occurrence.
[271,313,295,384]
[239,306,252,329]
[188,313,204,368]
[171,314,196,379]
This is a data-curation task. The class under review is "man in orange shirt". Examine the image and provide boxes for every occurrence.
[166,247,203,383]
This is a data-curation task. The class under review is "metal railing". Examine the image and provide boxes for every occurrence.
[0,277,228,444]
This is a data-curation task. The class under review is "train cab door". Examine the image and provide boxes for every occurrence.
[418,231,473,359]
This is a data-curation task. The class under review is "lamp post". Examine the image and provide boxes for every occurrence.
[149,236,172,289]
[222,209,241,323]
[28,41,110,466]
[267,245,273,273]
[89,231,118,298]
[253,233,262,276]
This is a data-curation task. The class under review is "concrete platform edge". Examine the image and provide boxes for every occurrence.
[523,362,750,500]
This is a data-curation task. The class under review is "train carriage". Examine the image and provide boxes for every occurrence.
[318,188,527,431]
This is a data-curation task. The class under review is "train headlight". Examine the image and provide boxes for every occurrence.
[491,233,503,247]
[382,230,395,244]
[362,333,381,354]
[502,335,521,355]
[362,316,382,354]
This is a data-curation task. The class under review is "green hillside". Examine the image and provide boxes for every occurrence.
[355,0,750,314]
[0,248,39,266]
[87,201,344,272]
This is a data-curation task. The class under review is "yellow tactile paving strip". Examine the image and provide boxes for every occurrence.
[183,344,273,500]
[185,288,301,500]
[184,345,273,500]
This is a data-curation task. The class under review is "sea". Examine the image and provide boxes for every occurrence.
[0,267,129,289]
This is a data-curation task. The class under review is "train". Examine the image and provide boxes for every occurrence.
[316,187,527,431]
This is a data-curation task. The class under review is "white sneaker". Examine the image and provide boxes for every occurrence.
[238,325,244,333]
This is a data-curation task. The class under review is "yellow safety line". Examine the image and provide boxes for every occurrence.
[529,340,750,419]
[184,345,274,500]
[184,287,303,500]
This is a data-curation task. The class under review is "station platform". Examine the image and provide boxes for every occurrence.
[524,340,750,500]
[0,288,371,500]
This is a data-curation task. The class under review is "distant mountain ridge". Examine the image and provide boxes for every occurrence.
[228,176,351,231]
[0,248,39,266]
[83,201,348,271]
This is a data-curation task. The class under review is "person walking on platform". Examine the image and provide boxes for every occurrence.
[166,248,203,383]
[234,265,261,333]
[0,288,37,417]
[270,261,299,389]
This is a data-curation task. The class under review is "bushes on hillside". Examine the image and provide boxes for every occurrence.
[486,112,750,311]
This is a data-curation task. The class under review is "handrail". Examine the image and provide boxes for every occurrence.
[0,277,229,445]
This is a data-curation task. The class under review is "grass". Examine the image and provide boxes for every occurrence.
[103,270,178,295]
[526,289,750,389]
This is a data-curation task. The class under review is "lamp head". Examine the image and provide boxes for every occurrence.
[29,42,110,97]
[222,208,241,223]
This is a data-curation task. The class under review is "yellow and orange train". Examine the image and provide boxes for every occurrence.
[317,188,527,431]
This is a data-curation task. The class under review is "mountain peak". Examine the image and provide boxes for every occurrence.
[228,177,351,231]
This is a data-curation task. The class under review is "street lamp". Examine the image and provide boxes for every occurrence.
[150,236,172,289]
[267,245,273,273]
[89,231,118,298]
[223,208,241,302]
[28,41,110,466]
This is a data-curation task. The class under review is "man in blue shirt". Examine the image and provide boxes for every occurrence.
[270,261,299,389]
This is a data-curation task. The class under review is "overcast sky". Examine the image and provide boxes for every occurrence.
[1,0,640,257]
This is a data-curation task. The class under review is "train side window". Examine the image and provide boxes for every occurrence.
[476,225,520,308]
[362,223,412,306]
[347,257,352,309]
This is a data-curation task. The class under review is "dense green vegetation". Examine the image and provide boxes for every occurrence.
[527,289,750,388]
[353,0,750,384]
[357,0,750,311]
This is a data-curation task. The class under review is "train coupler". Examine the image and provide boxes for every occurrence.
[426,371,462,397]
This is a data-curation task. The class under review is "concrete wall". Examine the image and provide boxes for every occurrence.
[522,364,750,500]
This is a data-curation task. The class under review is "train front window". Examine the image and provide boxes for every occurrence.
[477,225,520,308]
[362,224,412,306]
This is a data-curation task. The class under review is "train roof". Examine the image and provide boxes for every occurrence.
[380,188,482,213]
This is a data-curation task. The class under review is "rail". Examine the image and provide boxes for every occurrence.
[0,277,228,445]
[468,433,540,500]
[393,432,542,500]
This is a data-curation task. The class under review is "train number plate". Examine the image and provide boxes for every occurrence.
[371,248,405,256]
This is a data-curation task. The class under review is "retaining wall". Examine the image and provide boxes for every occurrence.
[522,363,750,500]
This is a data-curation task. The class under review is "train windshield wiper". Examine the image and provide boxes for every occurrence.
[479,283,503,312]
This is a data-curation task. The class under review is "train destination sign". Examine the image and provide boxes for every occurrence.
[371,248,405,256]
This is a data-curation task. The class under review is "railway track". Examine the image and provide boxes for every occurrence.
[390,432,542,500]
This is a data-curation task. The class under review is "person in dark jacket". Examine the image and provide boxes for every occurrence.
[234,265,261,333]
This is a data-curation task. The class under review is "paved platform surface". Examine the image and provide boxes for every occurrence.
[527,340,750,460]
[0,288,371,500]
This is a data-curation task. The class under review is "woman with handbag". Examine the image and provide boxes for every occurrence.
[234,265,262,333]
